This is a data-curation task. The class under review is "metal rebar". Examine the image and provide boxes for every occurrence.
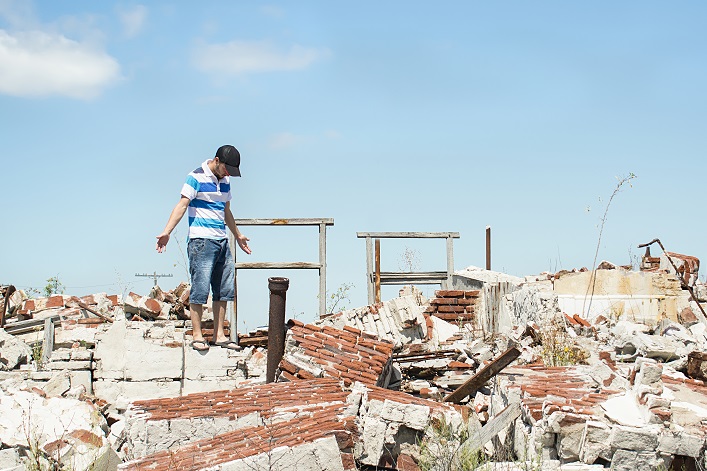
[266,277,290,383]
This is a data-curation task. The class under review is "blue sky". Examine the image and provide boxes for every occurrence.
[2,1,706,330]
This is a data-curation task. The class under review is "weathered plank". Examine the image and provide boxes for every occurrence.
[443,347,521,403]
[234,218,334,226]
[357,232,460,239]
[459,402,522,456]
[235,262,322,270]
[41,317,54,365]
[4,315,61,335]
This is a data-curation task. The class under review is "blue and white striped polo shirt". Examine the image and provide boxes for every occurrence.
[181,160,232,240]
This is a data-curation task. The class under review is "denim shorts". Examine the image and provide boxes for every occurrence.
[187,238,235,305]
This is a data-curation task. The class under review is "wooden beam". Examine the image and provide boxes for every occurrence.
[41,317,54,365]
[443,347,520,403]
[4,315,61,335]
[459,402,522,456]
[357,232,460,239]
[234,218,334,226]
[234,262,322,270]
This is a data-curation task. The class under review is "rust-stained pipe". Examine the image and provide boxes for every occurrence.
[266,277,289,383]
[486,226,491,270]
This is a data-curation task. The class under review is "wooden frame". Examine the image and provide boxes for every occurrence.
[228,218,334,340]
[356,231,460,305]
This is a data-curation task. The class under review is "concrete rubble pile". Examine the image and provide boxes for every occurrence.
[1,247,707,470]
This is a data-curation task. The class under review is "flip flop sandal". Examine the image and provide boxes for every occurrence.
[212,340,242,351]
[192,340,210,351]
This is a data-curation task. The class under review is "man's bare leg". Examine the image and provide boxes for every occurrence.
[190,303,208,350]
[212,300,228,343]
[212,300,239,349]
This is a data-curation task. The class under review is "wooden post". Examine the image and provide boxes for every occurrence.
[375,239,381,303]
[365,236,374,304]
[41,318,54,366]
[446,235,454,289]
[486,226,491,270]
[319,223,327,317]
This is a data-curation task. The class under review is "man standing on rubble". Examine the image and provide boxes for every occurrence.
[155,145,251,352]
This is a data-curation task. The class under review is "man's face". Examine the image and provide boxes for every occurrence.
[213,158,229,179]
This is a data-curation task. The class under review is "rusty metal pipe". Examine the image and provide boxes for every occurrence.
[266,277,289,383]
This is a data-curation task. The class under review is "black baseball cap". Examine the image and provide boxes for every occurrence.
[215,145,241,177]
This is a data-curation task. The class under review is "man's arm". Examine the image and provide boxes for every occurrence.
[224,201,251,254]
[156,196,191,253]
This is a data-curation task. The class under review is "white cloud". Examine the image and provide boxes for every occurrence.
[118,4,147,38]
[268,132,303,150]
[0,29,121,99]
[192,39,330,76]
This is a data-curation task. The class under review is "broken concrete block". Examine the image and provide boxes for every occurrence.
[634,357,663,385]
[0,447,22,470]
[123,292,163,319]
[601,394,650,428]
[0,328,32,370]
[670,400,707,427]
[93,379,181,407]
[578,420,611,465]
[41,370,71,397]
[658,430,704,458]
[94,320,183,382]
[610,424,659,452]
[610,449,663,471]
[0,389,108,471]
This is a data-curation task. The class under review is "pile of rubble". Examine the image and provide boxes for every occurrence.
[2,248,707,470]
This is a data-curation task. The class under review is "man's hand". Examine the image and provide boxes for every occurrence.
[156,232,170,253]
[236,233,251,254]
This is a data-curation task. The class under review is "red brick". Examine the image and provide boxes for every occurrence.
[463,290,480,297]
[435,290,464,298]
[573,314,591,327]
[46,295,65,308]
[397,453,421,471]
[342,325,362,336]
[437,305,465,313]
[431,298,458,305]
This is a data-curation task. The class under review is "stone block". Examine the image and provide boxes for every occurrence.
[610,449,662,471]
[579,420,611,464]
[69,369,93,394]
[183,345,248,380]
[181,378,244,394]
[42,370,71,397]
[610,424,659,452]
[671,401,707,427]
[658,431,705,458]
[634,358,663,385]
[47,360,92,370]
[0,328,31,370]
[94,321,183,381]
[93,379,181,407]
[0,448,22,470]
